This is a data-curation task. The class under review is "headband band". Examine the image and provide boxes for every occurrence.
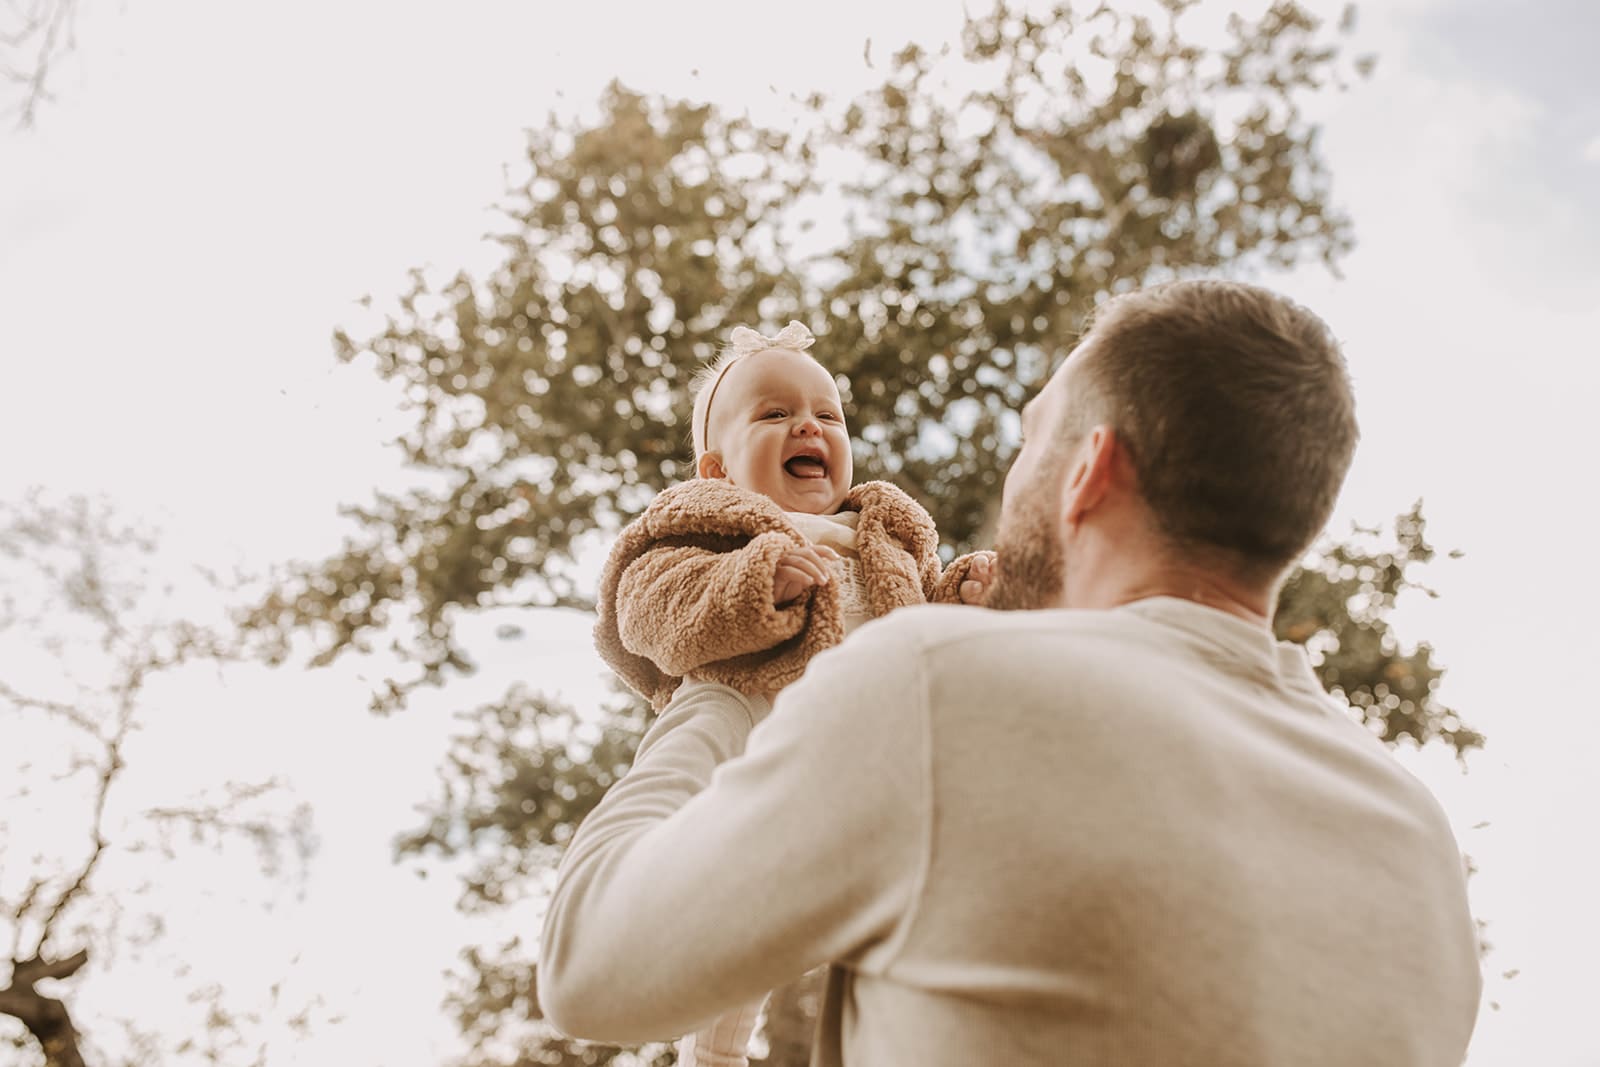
[698,321,816,454]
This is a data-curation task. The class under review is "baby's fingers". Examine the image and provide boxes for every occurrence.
[959,551,997,604]
[782,550,833,586]
[774,565,819,606]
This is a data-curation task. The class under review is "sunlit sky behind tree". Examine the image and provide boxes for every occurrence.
[2,0,1597,1063]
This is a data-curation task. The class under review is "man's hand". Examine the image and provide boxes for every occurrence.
[774,545,839,606]
[958,550,997,606]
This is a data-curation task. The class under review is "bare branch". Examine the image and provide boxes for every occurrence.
[11,948,89,985]
[0,0,78,128]
[5,878,48,963]
[26,701,130,962]
[1,491,304,1061]
[145,779,316,881]
[0,0,45,43]
[0,678,102,738]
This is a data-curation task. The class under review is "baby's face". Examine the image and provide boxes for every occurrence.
[699,348,854,514]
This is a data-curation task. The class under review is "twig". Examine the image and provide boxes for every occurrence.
[0,678,102,738]
[11,948,89,985]
[2,0,80,128]
[26,679,132,961]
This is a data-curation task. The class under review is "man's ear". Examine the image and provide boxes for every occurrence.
[696,451,727,480]
[1061,426,1120,527]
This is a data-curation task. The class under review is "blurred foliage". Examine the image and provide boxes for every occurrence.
[242,2,1478,1064]
[398,690,647,913]
[438,938,672,1067]
[1276,501,1482,755]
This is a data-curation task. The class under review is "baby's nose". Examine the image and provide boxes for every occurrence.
[792,415,822,435]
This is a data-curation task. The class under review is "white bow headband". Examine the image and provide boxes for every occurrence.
[726,321,815,358]
[697,321,816,454]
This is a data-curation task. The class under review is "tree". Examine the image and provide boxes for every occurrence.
[1,0,81,128]
[244,2,1475,1063]
[0,493,319,1066]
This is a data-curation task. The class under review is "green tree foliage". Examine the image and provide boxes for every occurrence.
[803,0,1360,543]
[246,84,813,712]
[244,0,1363,710]
[244,2,1475,1063]
[1276,502,1481,754]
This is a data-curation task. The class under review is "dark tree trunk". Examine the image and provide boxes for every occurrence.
[0,950,90,1067]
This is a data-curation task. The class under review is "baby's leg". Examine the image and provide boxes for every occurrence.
[675,994,768,1067]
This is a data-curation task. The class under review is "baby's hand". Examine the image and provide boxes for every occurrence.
[958,550,998,606]
[773,545,839,607]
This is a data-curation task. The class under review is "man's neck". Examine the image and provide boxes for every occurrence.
[1060,504,1280,628]
[1069,549,1276,629]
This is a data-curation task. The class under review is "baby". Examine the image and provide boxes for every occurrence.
[591,321,992,1066]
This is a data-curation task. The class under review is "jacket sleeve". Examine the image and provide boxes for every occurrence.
[615,532,811,678]
[927,549,996,605]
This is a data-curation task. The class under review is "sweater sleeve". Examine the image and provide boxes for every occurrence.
[537,621,931,1045]
[614,532,810,678]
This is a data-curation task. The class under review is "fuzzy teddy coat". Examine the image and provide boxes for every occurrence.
[594,478,984,710]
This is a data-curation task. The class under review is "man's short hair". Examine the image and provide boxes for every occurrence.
[1069,279,1359,580]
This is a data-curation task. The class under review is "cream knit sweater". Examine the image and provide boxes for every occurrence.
[541,597,1481,1066]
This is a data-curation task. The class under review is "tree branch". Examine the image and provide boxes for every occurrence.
[0,678,102,738]
[1,0,78,128]
[5,878,48,962]
[25,693,130,961]
[0,949,90,1067]
[11,948,88,985]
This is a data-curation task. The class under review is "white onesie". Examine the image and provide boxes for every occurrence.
[784,509,873,633]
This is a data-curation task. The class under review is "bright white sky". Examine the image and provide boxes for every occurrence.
[2,0,1597,1064]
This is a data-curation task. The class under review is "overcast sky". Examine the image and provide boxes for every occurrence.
[2,0,1597,1064]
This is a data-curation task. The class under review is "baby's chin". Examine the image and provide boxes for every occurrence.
[778,480,849,515]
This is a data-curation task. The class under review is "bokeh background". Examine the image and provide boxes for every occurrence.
[2,0,1597,1064]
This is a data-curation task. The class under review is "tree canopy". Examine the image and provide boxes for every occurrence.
[246,0,1367,710]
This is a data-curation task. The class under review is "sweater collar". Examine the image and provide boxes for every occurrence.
[1116,595,1327,698]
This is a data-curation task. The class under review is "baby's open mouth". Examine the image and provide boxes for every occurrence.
[784,456,828,479]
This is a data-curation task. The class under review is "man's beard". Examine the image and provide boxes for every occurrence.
[986,482,1067,612]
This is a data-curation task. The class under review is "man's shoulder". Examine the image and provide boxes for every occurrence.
[847,603,1157,665]
[884,601,1150,635]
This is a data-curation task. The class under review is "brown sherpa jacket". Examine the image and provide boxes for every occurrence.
[595,479,986,710]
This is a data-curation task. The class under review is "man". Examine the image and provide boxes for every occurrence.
[539,280,1482,1066]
